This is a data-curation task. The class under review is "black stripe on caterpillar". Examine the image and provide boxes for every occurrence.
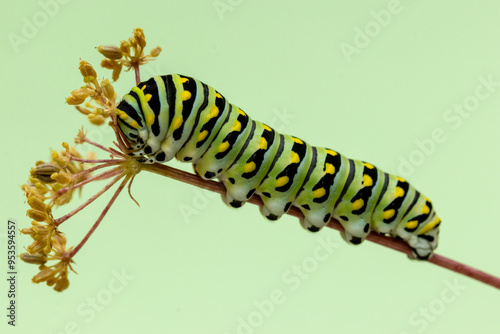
[116,74,441,260]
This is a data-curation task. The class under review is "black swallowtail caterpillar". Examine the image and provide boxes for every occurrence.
[116,74,441,260]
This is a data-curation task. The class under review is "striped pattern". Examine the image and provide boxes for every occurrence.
[116,74,441,260]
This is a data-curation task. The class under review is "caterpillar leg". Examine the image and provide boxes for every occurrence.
[394,196,441,260]
[115,74,442,261]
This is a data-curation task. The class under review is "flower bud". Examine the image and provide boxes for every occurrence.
[88,114,105,125]
[54,277,70,292]
[66,88,90,105]
[79,60,97,78]
[27,240,46,254]
[112,64,122,81]
[30,163,60,183]
[134,28,146,48]
[27,196,46,212]
[97,45,123,60]
[20,252,47,265]
[51,171,73,185]
[150,46,162,57]
[100,58,116,70]
[120,40,131,54]
[27,209,47,222]
[101,79,115,100]
[75,105,91,115]
[20,227,34,236]
[32,267,55,283]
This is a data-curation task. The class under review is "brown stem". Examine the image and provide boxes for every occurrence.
[69,173,130,258]
[84,137,125,157]
[142,163,500,291]
[55,169,124,226]
[70,160,123,181]
[134,64,140,85]
[57,165,124,197]
[70,156,120,164]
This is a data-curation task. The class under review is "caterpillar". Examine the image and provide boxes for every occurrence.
[116,74,441,260]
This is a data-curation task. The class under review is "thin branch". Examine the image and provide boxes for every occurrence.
[57,165,124,197]
[83,137,125,157]
[142,162,500,290]
[134,64,140,85]
[70,156,120,164]
[71,160,123,180]
[69,173,130,258]
[55,169,124,226]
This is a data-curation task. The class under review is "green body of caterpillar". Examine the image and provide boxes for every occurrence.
[116,74,441,260]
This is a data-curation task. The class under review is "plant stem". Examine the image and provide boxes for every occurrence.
[55,169,124,226]
[69,173,130,258]
[142,162,500,290]
[134,64,140,85]
[71,160,123,181]
[70,157,120,164]
[84,137,125,157]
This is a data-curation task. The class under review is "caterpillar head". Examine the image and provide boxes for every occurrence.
[116,98,148,157]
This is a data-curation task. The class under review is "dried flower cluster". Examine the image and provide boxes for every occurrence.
[20,145,91,291]
[97,27,162,81]
[20,28,160,292]
[65,60,117,126]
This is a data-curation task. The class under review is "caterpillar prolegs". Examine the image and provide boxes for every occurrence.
[116,74,441,260]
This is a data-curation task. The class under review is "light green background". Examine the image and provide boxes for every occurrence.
[1,0,500,333]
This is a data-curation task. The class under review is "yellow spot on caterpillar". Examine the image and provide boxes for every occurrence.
[422,205,430,214]
[232,120,241,132]
[290,151,300,164]
[292,137,303,144]
[397,177,406,182]
[313,188,326,198]
[244,162,256,173]
[325,163,335,174]
[141,85,146,91]
[325,149,338,156]
[383,209,395,220]
[258,137,268,150]
[197,130,208,142]
[419,218,441,234]
[181,91,191,101]
[215,92,223,99]
[117,110,128,120]
[130,120,140,129]
[276,176,289,188]
[238,109,246,116]
[145,94,152,102]
[363,174,373,187]
[180,77,189,83]
[218,141,229,152]
[395,187,404,197]
[146,114,155,125]
[405,220,418,229]
[363,162,374,169]
[209,106,219,119]
[172,117,183,130]
[262,124,272,132]
[352,199,364,211]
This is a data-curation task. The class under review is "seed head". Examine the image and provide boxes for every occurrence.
[79,60,97,79]
[97,45,123,60]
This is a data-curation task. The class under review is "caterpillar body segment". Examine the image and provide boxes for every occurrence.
[116,74,441,260]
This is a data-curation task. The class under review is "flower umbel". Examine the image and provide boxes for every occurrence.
[97,27,162,82]
[21,28,156,292]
